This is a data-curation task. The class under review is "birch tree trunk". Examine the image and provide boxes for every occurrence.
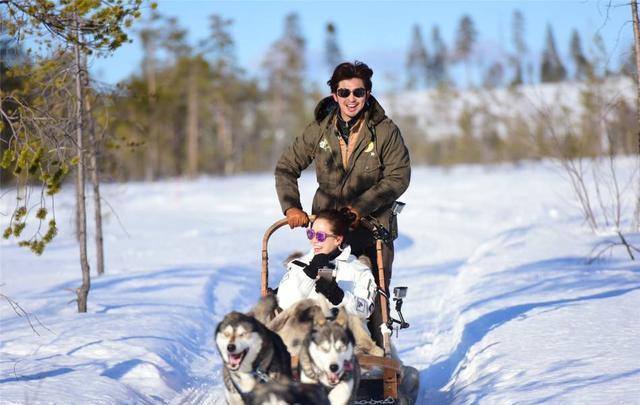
[633,1,640,145]
[82,54,105,276]
[74,16,91,312]
[632,0,640,229]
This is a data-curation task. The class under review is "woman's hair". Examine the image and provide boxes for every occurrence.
[327,61,373,93]
[314,208,354,237]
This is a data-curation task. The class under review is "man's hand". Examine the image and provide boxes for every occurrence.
[285,207,309,229]
[345,206,361,228]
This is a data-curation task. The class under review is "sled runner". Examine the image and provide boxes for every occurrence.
[261,216,415,404]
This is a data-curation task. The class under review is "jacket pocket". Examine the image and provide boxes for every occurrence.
[315,150,340,185]
[362,156,383,184]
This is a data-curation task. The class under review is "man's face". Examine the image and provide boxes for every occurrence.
[332,78,369,121]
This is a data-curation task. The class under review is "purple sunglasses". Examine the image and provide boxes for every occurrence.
[306,228,337,242]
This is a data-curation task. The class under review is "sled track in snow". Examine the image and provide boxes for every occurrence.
[169,265,259,405]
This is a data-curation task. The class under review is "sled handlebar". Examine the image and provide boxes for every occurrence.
[261,216,316,297]
[261,216,392,353]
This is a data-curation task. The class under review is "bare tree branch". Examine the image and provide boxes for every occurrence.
[1,291,54,336]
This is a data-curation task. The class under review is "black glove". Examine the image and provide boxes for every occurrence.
[315,277,344,305]
[303,253,330,279]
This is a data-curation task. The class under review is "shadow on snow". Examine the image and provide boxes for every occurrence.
[420,285,640,403]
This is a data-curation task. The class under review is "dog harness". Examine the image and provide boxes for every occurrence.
[227,367,271,401]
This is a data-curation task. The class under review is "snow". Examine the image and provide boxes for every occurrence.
[1,158,639,404]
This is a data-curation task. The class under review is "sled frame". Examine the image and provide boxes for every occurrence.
[261,217,401,401]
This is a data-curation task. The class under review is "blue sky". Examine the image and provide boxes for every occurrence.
[90,0,634,92]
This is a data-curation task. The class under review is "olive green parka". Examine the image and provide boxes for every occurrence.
[275,95,411,234]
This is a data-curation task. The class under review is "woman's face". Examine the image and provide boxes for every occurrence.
[309,218,343,255]
[332,78,369,121]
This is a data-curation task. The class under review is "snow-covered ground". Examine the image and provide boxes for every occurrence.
[1,158,639,404]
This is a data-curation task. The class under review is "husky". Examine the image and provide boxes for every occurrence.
[266,299,323,356]
[215,311,292,405]
[245,379,330,405]
[260,296,383,358]
[298,307,360,405]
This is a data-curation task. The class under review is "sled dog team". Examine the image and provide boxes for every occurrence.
[215,209,385,404]
[215,205,420,404]
[215,296,363,405]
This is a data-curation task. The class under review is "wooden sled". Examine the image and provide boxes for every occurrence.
[261,217,404,403]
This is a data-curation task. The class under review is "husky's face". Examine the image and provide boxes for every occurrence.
[215,312,263,372]
[308,321,355,386]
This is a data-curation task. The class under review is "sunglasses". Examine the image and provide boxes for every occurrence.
[306,228,337,242]
[336,88,367,98]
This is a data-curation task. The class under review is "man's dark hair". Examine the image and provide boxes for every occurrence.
[327,61,373,93]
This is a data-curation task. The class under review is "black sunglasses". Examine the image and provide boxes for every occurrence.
[336,88,367,98]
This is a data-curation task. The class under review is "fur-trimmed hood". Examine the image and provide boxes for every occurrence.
[313,95,388,127]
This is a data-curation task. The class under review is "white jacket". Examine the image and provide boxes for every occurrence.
[277,245,377,320]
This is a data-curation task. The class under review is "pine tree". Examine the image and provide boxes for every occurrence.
[138,10,162,181]
[483,62,504,89]
[591,32,611,78]
[0,22,26,186]
[541,24,567,83]
[325,22,343,73]
[263,13,307,164]
[428,25,449,87]
[1,0,146,312]
[159,16,191,177]
[570,29,591,80]
[510,10,527,85]
[406,24,429,90]
[203,15,241,175]
[454,14,478,88]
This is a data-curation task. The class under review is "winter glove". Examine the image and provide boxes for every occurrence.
[285,207,309,229]
[315,277,344,305]
[303,253,330,279]
[345,206,361,228]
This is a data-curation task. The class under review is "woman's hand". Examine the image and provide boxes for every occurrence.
[315,277,344,305]
[303,253,330,279]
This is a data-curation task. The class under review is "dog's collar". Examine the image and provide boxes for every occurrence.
[227,367,271,397]
[253,368,271,383]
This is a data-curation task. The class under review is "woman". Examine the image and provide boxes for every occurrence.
[277,209,377,322]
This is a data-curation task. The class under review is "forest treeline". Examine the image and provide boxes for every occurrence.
[1,9,637,183]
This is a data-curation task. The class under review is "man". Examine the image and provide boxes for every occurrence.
[274,61,411,344]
